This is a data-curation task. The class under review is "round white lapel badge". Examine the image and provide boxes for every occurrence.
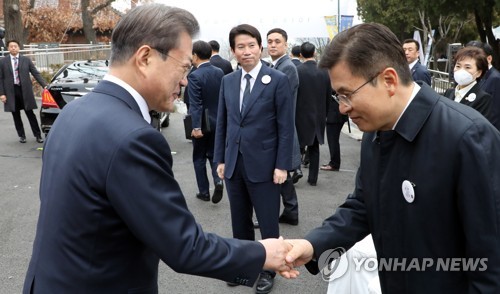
[261,75,271,85]
[402,180,415,203]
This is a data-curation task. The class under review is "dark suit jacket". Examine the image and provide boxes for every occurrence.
[0,54,46,112]
[443,83,492,122]
[291,58,301,67]
[214,63,294,182]
[326,93,348,124]
[187,62,224,132]
[23,80,265,293]
[479,67,500,130]
[273,55,301,169]
[410,61,431,86]
[210,54,233,75]
[295,60,330,147]
[305,83,500,293]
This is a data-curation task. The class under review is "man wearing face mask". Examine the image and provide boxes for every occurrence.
[444,47,492,122]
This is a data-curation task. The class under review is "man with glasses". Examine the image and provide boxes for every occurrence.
[282,23,500,293]
[23,5,292,293]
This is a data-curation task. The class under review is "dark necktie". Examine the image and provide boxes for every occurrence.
[14,57,20,85]
[241,74,251,113]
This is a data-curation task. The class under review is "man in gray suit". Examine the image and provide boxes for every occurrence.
[266,28,301,225]
[0,40,46,143]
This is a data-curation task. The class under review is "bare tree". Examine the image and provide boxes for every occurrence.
[3,0,26,45]
[81,0,115,44]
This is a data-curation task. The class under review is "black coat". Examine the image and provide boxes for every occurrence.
[210,55,233,75]
[443,82,492,122]
[0,54,47,112]
[305,83,500,293]
[479,67,500,130]
[295,60,330,147]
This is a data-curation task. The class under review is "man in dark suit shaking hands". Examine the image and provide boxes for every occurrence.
[0,40,46,143]
[188,40,225,203]
[214,24,294,293]
[23,5,292,293]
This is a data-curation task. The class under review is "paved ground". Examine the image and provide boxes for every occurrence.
[0,105,362,294]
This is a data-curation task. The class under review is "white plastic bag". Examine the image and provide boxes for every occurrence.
[174,98,188,115]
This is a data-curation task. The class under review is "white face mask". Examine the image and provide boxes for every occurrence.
[453,69,476,86]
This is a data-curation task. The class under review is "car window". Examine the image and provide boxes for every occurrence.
[55,61,109,81]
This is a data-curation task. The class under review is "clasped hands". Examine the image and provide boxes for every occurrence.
[258,237,315,279]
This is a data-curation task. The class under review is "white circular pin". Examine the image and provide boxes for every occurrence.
[402,180,415,203]
[261,75,271,84]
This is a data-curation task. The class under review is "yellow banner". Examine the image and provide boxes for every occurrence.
[324,16,338,40]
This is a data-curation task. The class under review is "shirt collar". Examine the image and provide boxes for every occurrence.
[393,82,420,129]
[242,61,263,81]
[103,74,151,124]
[408,59,418,69]
[271,54,286,67]
[455,81,477,102]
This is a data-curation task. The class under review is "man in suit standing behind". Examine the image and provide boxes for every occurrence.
[188,40,225,203]
[0,40,46,143]
[267,28,301,225]
[295,42,330,186]
[23,6,292,293]
[209,40,233,75]
[214,24,294,294]
[290,45,302,67]
[403,39,431,85]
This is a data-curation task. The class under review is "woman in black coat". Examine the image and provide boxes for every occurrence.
[444,47,492,122]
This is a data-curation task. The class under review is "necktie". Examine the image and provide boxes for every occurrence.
[14,57,20,85]
[241,74,252,113]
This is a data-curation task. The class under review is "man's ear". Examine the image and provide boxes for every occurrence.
[382,67,398,97]
[135,45,153,75]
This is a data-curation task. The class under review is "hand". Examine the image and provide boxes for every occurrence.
[0,95,6,104]
[258,237,295,273]
[278,239,315,279]
[273,169,287,185]
[191,129,203,138]
[216,163,225,180]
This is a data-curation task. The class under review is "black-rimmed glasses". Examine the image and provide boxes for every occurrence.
[332,71,382,107]
[150,47,192,78]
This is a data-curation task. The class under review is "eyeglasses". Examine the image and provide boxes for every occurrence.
[150,46,192,78]
[332,71,382,107]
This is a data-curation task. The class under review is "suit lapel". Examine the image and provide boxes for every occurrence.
[241,66,269,119]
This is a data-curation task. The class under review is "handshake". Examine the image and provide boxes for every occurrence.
[258,237,315,279]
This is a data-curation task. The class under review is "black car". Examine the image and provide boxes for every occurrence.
[40,60,169,135]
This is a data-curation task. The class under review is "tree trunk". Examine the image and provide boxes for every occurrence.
[3,0,25,46]
[81,0,97,44]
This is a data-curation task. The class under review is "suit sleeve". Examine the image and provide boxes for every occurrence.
[187,73,203,129]
[0,60,5,95]
[274,74,294,170]
[214,78,228,164]
[456,122,500,292]
[304,167,371,274]
[28,58,47,87]
[106,127,265,285]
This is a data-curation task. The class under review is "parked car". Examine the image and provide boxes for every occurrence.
[40,60,169,135]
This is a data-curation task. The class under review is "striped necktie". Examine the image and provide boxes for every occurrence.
[14,57,20,85]
[241,74,252,113]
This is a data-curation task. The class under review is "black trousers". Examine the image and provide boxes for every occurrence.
[326,122,344,168]
[306,138,320,184]
[11,85,41,138]
[279,173,298,218]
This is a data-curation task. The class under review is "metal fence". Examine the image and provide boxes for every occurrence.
[429,69,454,95]
[1,43,111,72]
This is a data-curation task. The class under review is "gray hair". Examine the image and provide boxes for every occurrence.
[110,4,200,65]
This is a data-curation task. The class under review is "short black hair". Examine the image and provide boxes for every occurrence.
[403,39,420,51]
[300,42,315,58]
[229,24,262,51]
[6,39,20,47]
[291,45,301,57]
[266,28,288,41]
[193,40,212,60]
[208,40,220,52]
[466,40,494,57]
